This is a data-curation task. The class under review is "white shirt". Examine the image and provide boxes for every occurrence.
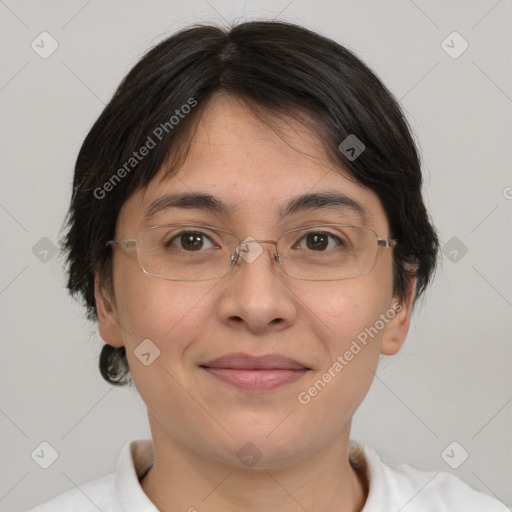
[26,438,508,511]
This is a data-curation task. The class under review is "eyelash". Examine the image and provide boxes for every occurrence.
[164,229,346,252]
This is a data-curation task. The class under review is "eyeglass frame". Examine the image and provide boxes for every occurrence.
[106,223,398,282]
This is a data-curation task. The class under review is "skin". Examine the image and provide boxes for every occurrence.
[95,93,415,512]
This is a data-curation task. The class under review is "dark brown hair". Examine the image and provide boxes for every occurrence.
[62,21,439,387]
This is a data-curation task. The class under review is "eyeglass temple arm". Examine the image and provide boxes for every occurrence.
[377,238,398,248]
[106,240,136,249]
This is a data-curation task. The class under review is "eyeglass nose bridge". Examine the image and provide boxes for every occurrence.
[231,238,281,266]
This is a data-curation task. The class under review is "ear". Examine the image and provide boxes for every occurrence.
[94,275,124,348]
[380,278,417,356]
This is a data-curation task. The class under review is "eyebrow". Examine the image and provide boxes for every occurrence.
[144,191,368,223]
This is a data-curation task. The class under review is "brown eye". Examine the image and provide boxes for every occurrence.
[180,232,204,251]
[165,231,214,251]
[305,233,328,250]
[297,232,344,251]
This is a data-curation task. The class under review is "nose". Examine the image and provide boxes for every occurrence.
[233,238,279,266]
[217,239,297,333]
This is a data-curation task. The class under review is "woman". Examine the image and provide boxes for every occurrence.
[27,20,507,511]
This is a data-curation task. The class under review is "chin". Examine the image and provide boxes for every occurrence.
[204,426,311,470]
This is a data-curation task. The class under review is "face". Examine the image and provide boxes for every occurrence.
[96,94,412,468]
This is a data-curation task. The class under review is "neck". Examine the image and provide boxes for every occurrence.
[140,416,368,512]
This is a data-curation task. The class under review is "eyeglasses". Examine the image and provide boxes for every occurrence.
[106,223,397,282]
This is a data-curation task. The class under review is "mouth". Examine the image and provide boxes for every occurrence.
[199,353,311,391]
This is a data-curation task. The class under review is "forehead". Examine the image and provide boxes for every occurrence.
[118,94,389,234]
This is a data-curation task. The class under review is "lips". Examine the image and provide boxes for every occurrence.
[200,352,310,370]
[199,353,311,391]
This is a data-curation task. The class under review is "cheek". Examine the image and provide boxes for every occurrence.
[297,271,393,349]
[112,257,216,354]
[112,272,216,408]
[293,274,393,413]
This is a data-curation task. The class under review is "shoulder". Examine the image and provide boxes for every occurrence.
[350,443,509,512]
[24,439,156,511]
[24,473,118,512]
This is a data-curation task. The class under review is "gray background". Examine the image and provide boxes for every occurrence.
[1,0,511,510]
